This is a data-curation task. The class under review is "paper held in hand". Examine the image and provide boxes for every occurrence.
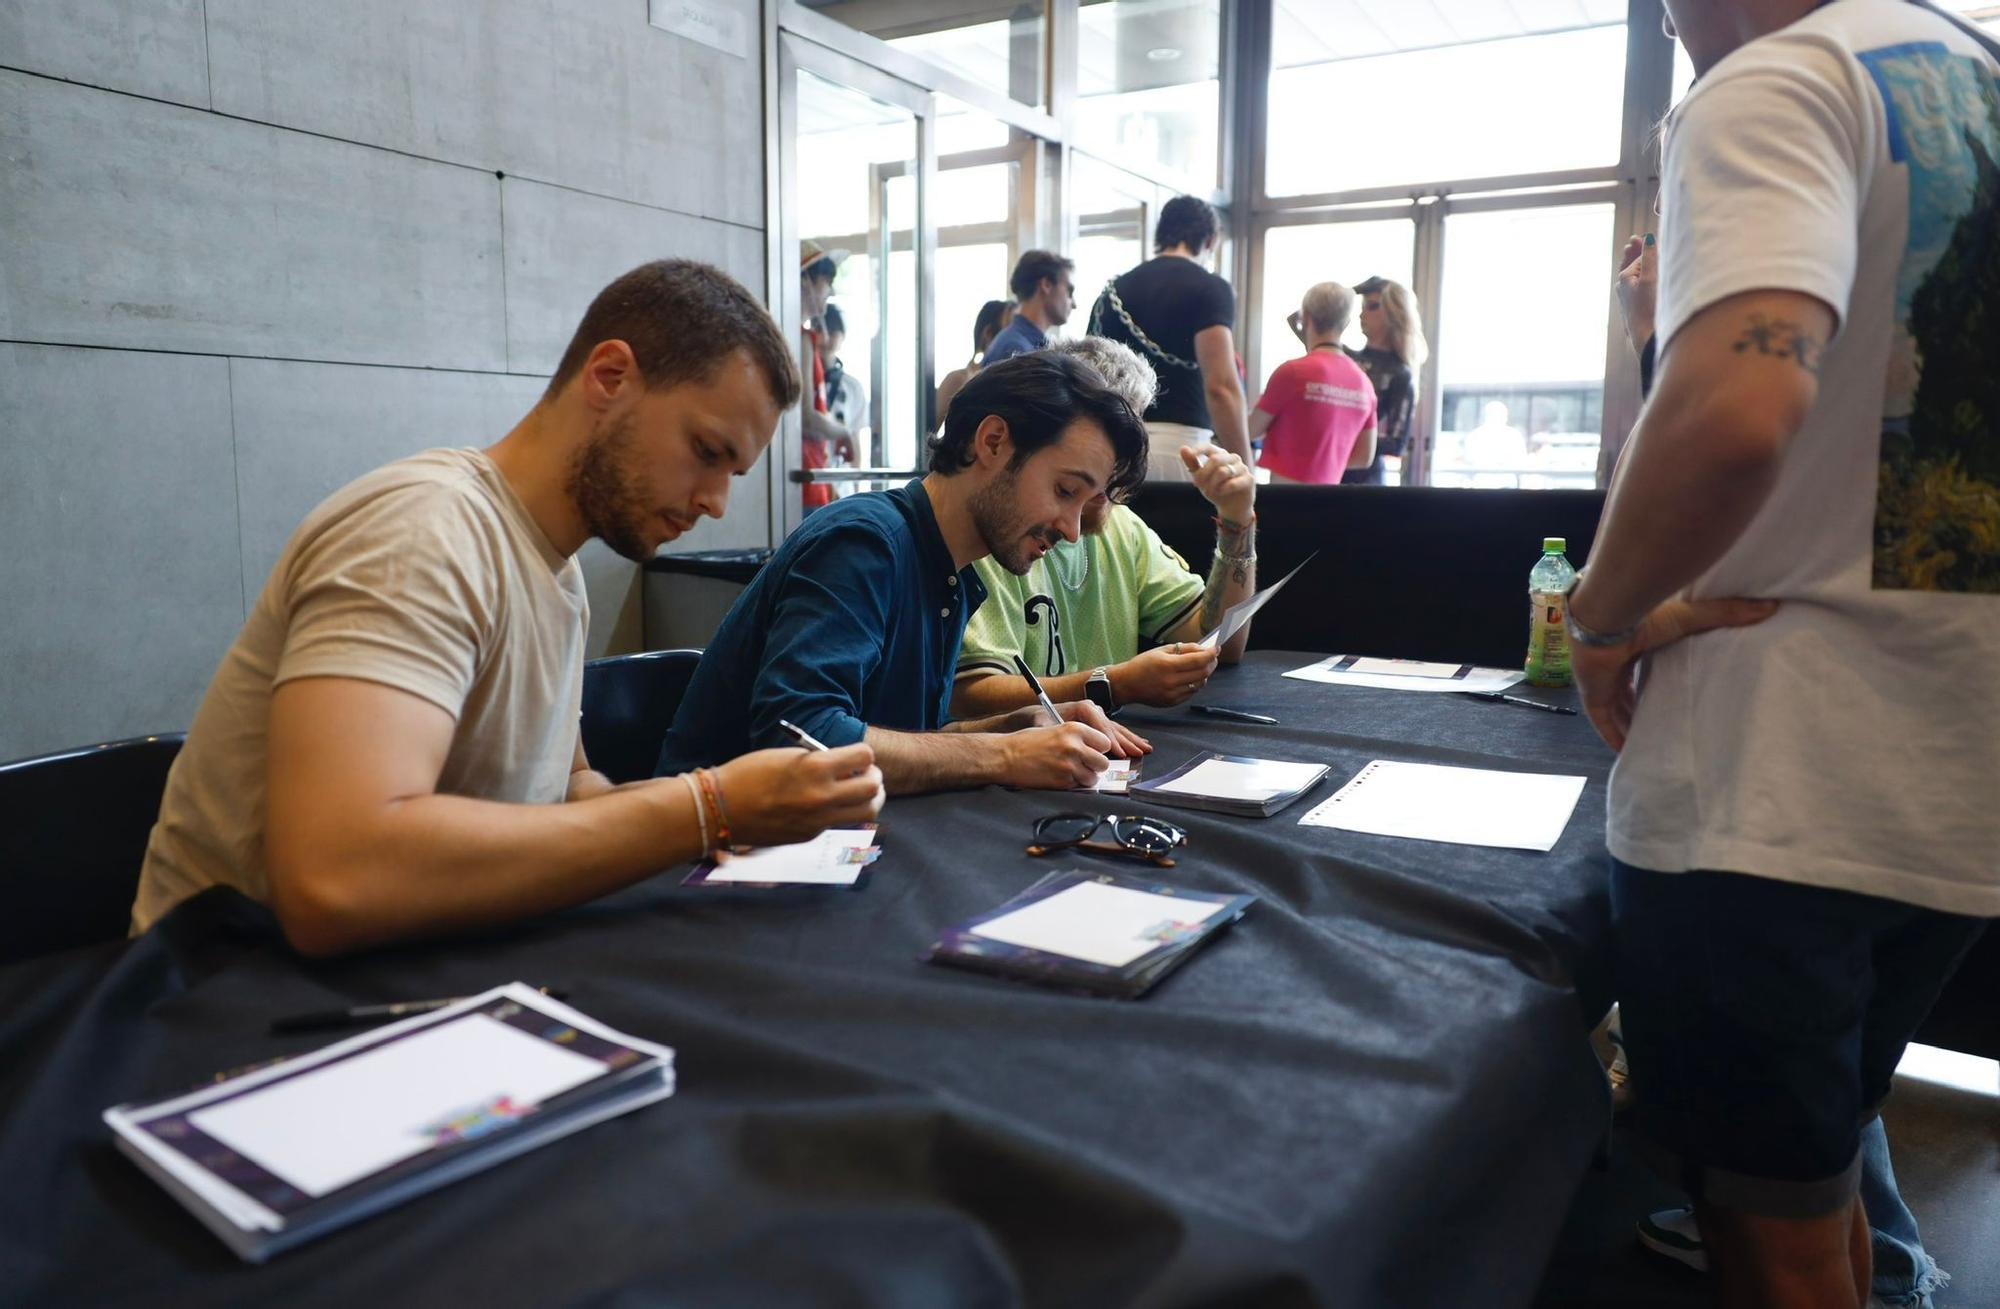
[1284,654,1525,695]
[1197,553,1318,649]
[1300,759,1587,851]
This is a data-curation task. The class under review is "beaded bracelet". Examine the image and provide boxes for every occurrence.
[695,768,732,852]
[681,772,710,855]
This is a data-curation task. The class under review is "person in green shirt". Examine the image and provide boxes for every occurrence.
[952,336,1257,717]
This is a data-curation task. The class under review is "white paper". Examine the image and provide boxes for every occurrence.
[1300,759,1587,851]
[189,1014,607,1198]
[1344,657,1465,678]
[1198,554,1317,649]
[1151,757,1324,802]
[969,880,1229,968]
[1283,655,1524,695]
[1091,762,1141,794]
[702,828,878,884]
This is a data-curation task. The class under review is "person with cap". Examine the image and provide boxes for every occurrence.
[982,250,1075,365]
[1254,282,1377,485]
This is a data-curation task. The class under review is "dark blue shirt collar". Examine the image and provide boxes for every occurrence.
[891,478,989,611]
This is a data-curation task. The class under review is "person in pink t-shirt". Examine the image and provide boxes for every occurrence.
[1251,282,1377,484]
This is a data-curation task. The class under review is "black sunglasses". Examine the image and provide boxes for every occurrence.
[1028,812,1189,866]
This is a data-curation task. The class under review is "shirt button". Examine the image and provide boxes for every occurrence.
[940,607,951,617]
[947,576,957,586]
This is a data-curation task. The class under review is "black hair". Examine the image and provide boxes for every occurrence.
[927,351,1149,497]
[973,299,1013,352]
[803,254,838,285]
[821,302,845,336]
[1009,249,1074,301]
[545,259,800,407]
[1153,195,1220,254]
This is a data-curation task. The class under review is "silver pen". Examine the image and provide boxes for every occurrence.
[1011,654,1066,726]
[777,718,832,750]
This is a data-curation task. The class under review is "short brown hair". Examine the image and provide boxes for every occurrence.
[543,260,800,408]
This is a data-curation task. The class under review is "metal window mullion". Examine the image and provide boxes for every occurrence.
[868,160,890,469]
[916,101,939,443]
[774,27,804,539]
[1257,165,1623,215]
[1408,200,1447,488]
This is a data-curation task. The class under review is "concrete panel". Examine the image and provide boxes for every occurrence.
[501,178,764,375]
[230,357,643,658]
[0,344,239,761]
[0,71,506,370]
[0,0,210,107]
[205,0,763,226]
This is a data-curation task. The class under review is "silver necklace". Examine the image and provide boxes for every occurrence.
[1049,537,1089,592]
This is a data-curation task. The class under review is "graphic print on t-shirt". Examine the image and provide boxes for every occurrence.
[1024,594,1066,676]
[1862,45,2000,593]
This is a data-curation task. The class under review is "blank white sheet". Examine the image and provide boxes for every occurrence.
[1151,757,1323,802]
[701,828,878,884]
[188,1015,606,1198]
[969,880,1229,969]
[1300,759,1587,852]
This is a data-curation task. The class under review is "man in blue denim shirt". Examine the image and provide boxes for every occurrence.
[656,352,1154,793]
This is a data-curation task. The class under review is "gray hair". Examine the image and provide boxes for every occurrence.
[1046,335,1157,416]
[1301,282,1356,336]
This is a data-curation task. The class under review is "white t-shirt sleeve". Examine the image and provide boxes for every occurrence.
[1658,44,1872,352]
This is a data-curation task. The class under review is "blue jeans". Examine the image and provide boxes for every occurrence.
[1863,1114,1950,1307]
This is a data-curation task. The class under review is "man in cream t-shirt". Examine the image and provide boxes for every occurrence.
[1567,2,2000,1304]
[134,260,885,955]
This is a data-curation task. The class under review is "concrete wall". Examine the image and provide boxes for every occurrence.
[0,0,770,760]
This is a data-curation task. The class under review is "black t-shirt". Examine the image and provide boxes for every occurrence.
[1345,345,1413,454]
[1088,256,1235,428]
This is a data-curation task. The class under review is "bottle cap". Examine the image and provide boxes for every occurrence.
[1543,537,1567,554]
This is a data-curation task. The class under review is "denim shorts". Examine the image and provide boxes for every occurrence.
[1611,860,1987,1218]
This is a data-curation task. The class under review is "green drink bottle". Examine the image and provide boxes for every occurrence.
[1525,537,1576,688]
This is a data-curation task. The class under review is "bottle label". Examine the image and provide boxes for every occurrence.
[1525,590,1572,687]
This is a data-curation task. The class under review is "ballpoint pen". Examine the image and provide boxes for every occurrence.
[1458,691,1578,715]
[1191,705,1279,725]
[1011,654,1066,726]
[778,718,831,751]
[269,987,569,1035]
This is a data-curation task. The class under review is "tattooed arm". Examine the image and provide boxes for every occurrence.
[1566,288,1830,748]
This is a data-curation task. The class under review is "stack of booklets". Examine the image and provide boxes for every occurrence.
[1130,751,1330,817]
[926,869,1256,998]
[102,983,675,1262]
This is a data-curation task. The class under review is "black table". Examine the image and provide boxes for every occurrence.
[0,653,1617,1308]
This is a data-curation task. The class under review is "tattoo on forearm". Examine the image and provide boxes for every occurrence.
[1198,562,1229,630]
[1732,314,1824,376]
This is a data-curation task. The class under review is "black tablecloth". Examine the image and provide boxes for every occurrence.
[0,653,1617,1308]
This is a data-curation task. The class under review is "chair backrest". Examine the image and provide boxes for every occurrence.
[0,733,184,966]
[581,650,703,784]
[1126,483,1607,667]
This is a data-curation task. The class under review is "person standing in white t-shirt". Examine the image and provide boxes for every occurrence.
[133,261,885,955]
[1566,3,2000,1305]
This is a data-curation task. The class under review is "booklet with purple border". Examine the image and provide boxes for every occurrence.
[925,869,1255,999]
[103,983,674,1263]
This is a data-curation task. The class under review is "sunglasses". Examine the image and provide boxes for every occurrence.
[1028,812,1189,867]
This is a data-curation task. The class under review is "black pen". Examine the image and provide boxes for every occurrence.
[1011,654,1066,726]
[269,988,568,1035]
[1458,691,1578,715]
[1192,705,1279,725]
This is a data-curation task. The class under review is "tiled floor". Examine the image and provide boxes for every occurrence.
[1534,1055,2000,1307]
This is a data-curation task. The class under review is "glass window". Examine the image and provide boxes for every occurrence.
[807,2,1048,109]
[796,70,917,510]
[1069,152,1154,328]
[1256,218,1416,393]
[1266,10,1629,197]
[1432,205,1615,490]
[1075,0,1222,190]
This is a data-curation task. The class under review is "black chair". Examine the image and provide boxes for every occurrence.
[0,733,184,966]
[581,650,702,784]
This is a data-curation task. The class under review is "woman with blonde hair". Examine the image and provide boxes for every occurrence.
[1343,275,1428,485]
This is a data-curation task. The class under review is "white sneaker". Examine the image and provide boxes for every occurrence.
[1636,1205,1707,1272]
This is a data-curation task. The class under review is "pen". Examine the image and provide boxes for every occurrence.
[268,987,569,1035]
[1458,691,1579,715]
[1011,654,1066,726]
[778,718,831,751]
[1191,705,1279,725]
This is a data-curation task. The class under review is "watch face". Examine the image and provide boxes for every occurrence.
[1086,674,1114,711]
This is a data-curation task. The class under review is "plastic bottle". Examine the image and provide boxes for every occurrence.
[1525,537,1576,688]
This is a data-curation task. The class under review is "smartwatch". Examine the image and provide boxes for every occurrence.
[1085,666,1117,713]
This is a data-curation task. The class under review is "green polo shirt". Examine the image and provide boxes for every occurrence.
[957,505,1204,682]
